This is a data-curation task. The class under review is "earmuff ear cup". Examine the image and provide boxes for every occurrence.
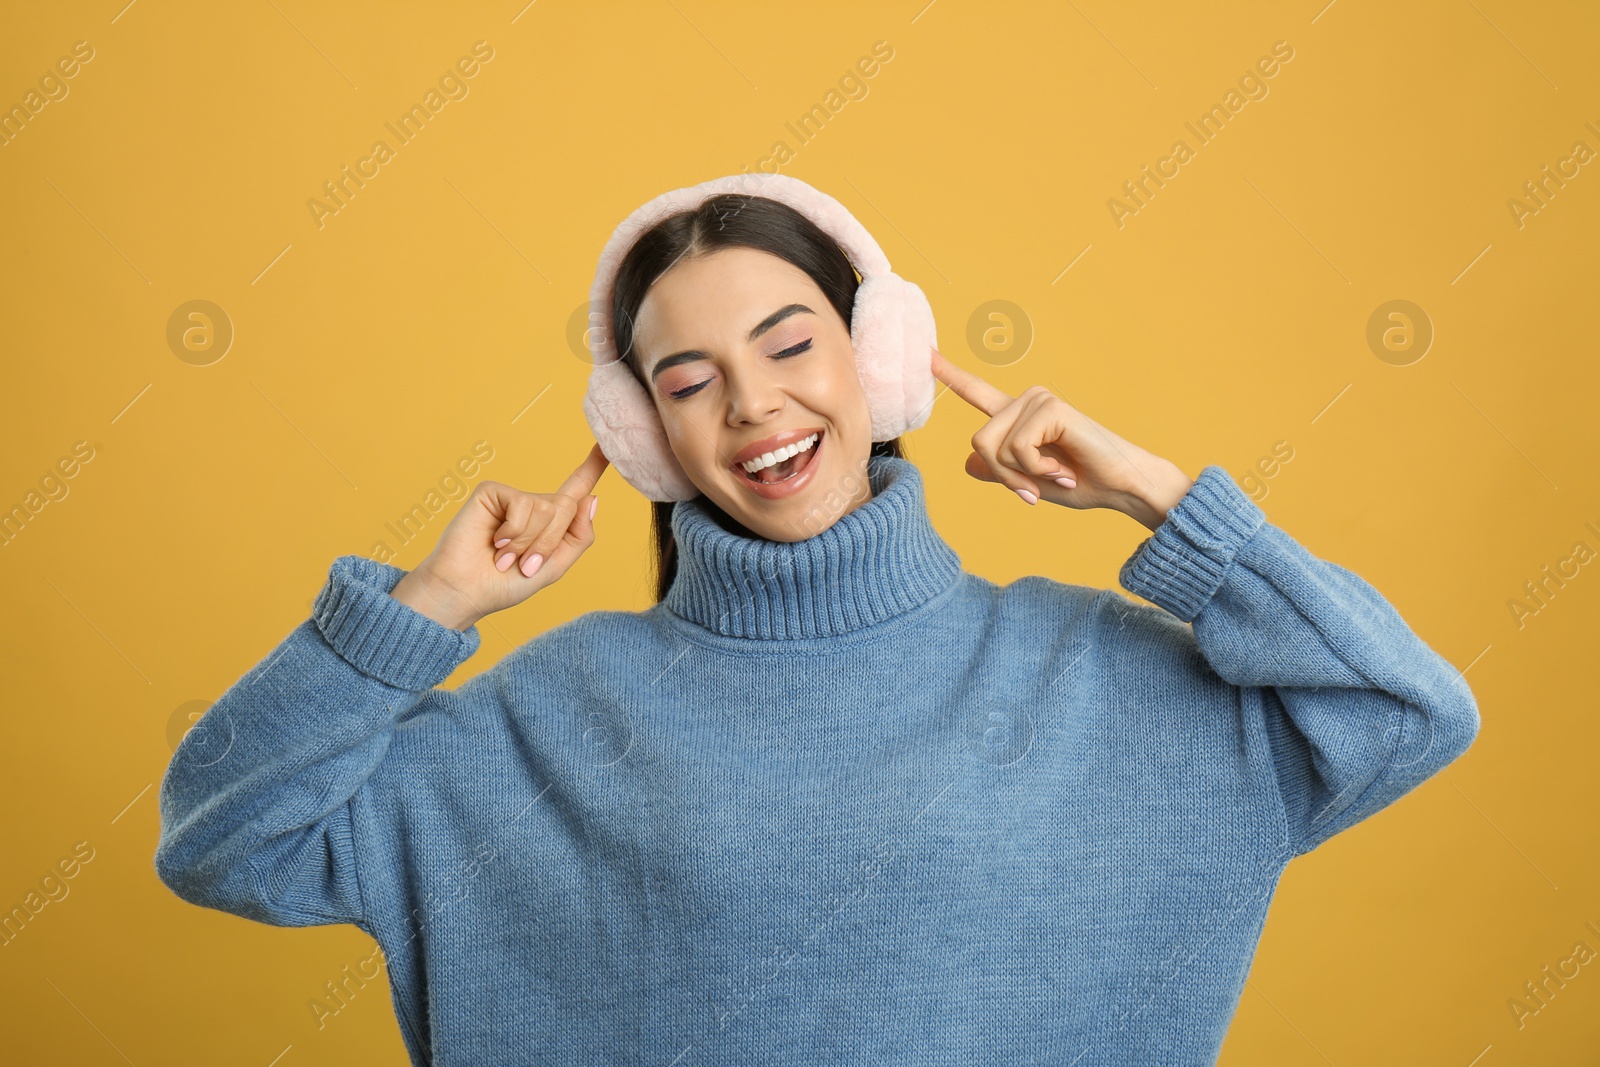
[897,278,939,436]
[581,360,698,502]
[851,274,939,441]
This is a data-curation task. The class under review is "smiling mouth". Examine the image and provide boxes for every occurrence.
[736,429,823,485]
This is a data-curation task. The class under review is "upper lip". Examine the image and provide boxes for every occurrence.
[729,426,824,468]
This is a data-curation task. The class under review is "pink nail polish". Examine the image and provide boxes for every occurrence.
[1054,477,1076,488]
[589,497,599,521]
[1016,488,1038,505]
[494,537,511,548]
[496,551,515,572]
[520,552,544,577]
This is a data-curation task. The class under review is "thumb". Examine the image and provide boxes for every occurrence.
[572,493,599,538]
[533,493,600,585]
[964,451,1002,484]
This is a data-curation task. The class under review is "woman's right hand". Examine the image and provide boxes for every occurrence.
[389,443,610,630]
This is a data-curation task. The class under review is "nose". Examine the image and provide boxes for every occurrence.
[722,357,787,426]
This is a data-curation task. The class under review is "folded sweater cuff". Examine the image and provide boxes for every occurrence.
[311,555,481,690]
[1118,464,1266,622]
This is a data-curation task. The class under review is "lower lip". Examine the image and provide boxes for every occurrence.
[731,432,824,500]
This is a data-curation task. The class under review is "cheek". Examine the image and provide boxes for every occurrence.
[657,410,714,464]
[813,347,869,412]
[795,343,858,395]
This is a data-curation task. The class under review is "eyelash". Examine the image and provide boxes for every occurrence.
[668,338,814,400]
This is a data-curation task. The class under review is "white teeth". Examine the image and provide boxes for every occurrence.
[740,432,819,473]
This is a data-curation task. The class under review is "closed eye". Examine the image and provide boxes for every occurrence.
[667,338,814,400]
[774,338,813,359]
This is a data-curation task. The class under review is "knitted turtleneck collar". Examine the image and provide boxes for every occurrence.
[662,453,964,640]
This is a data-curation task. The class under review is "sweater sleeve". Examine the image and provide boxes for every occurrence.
[153,554,481,927]
[1117,465,1481,858]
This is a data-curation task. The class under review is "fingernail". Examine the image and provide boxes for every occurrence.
[589,496,599,521]
[494,537,511,549]
[1053,477,1076,488]
[1016,488,1038,505]
[496,551,515,572]
[520,552,544,577]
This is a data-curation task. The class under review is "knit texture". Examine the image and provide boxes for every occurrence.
[154,454,1480,1066]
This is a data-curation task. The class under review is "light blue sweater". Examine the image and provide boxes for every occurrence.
[154,454,1479,1065]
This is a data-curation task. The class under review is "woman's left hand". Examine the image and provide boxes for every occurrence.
[930,347,1196,532]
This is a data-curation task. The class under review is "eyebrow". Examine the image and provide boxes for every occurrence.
[648,303,815,383]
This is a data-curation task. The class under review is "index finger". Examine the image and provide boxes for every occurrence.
[930,347,1014,418]
[557,441,610,500]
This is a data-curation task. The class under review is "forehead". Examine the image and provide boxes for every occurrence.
[634,247,820,349]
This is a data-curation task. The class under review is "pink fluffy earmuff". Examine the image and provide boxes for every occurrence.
[581,172,939,502]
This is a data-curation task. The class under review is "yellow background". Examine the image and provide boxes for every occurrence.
[2,0,1596,1062]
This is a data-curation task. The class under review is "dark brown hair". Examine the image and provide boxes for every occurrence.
[609,191,906,604]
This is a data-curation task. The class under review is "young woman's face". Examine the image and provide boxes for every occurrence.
[632,245,874,541]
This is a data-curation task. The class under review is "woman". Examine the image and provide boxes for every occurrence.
[155,175,1480,1066]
